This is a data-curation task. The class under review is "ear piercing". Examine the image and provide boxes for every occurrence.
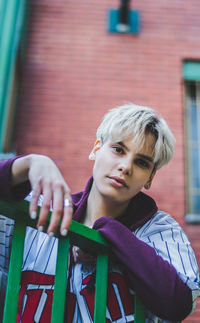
[144,183,151,190]
[89,152,95,160]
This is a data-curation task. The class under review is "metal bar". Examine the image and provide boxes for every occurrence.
[3,218,26,323]
[135,294,146,323]
[94,254,108,323]
[51,237,70,323]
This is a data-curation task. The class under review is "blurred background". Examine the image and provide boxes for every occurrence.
[0,0,200,321]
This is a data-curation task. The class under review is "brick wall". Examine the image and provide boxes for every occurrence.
[15,1,200,320]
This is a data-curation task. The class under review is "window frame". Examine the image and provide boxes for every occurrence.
[184,79,200,223]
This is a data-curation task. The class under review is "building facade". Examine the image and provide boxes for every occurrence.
[4,0,200,321]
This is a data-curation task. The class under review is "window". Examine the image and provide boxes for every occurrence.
[184,81,200,222]
[183,61,200,222]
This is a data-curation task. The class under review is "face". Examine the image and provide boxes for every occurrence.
[91,134,156,206]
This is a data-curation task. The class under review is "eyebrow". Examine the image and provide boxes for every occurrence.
[117,142,154,164]
[117,141,128,149]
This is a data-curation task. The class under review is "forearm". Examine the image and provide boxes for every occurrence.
[0,154,52,201]
[11,154,51,186]
[93,216,193,321]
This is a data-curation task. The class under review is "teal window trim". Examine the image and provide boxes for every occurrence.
[183,61,200,81]
[0,0,31,154]
[107,9,140,34]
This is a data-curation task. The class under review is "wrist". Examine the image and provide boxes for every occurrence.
[11,154,32,185]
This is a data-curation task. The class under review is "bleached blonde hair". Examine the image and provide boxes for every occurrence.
[96,103,175,170]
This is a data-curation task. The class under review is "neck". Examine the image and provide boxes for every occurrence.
[84,183,129,228]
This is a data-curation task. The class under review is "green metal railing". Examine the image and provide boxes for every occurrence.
[0,199,146,322]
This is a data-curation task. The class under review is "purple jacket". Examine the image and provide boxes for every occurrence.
[0,158,193,321]
[0,157,31,201]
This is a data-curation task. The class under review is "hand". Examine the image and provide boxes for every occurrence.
[12,154,73,236]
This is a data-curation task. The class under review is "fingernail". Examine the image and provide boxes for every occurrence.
[61,229,68,237]
[30,211,37,220]
[38,226,43,232]
[48,232,54,237]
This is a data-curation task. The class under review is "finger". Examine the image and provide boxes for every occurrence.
[46,186,66,235]
[37,186,53,231]
[29,184,42,220]
[60,198,73,236]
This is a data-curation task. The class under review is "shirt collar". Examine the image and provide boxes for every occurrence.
[71,176,157,230]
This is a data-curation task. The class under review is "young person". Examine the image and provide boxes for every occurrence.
[0,104,199,322]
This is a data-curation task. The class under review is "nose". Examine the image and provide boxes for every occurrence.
[118,157,132,176]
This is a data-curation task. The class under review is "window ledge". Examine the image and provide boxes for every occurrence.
[185,213,200,224]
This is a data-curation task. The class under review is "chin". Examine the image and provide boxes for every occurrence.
[100,190,128,204]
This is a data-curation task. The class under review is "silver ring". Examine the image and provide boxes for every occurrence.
[64,198,73,208]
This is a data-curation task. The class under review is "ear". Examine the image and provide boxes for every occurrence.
[144,170,156,190]
[89,140,101,160]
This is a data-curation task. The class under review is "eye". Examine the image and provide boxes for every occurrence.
[135,158,151,169]
[112,145,124,154]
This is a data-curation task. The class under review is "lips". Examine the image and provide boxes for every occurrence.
[108,176,128,188]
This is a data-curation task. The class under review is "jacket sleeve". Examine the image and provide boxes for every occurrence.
[0,157,31,201]
[93,215,195,322]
